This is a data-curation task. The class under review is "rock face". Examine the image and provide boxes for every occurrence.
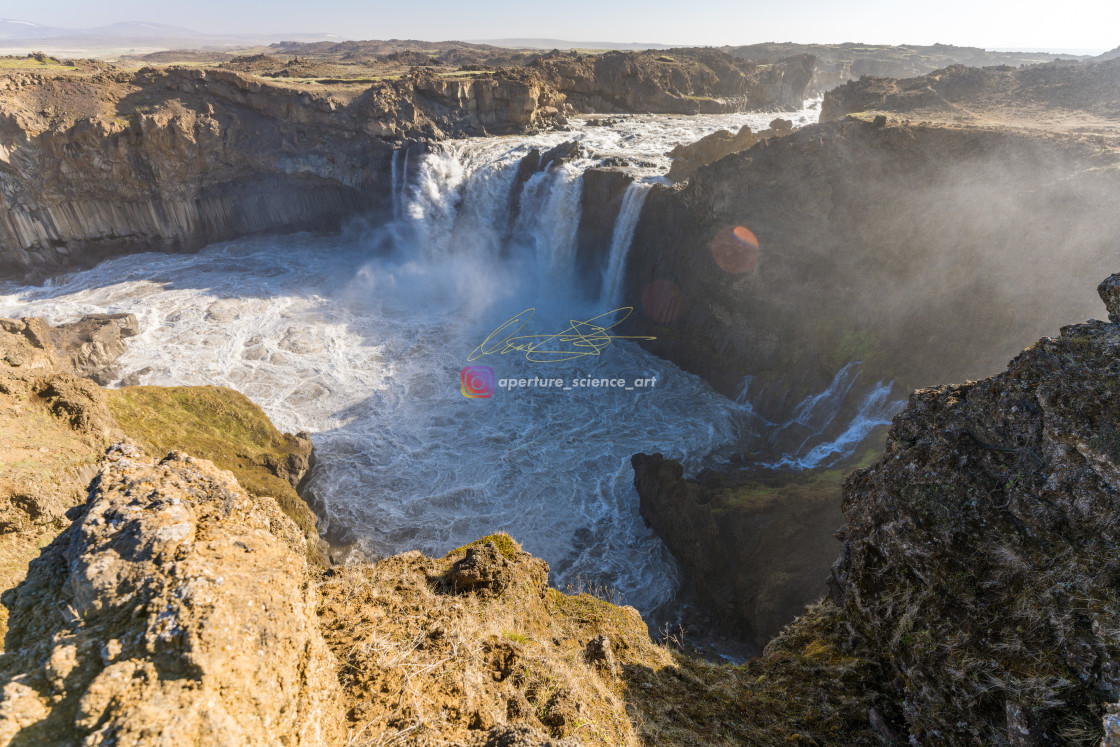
[624,119,1120,415]
[665,117,793,181]
[49,313,139,384]
[1101,273,1120,322]
[0,314,137,383]
[829,287,1120,744]
[0,445,342,746]
[632,453,859,651]
[575,167,634,295]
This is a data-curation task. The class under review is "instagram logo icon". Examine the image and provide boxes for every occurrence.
[461,366,495,398]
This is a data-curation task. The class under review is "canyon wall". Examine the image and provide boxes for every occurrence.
[527,49,815,113]
[0,67,401,278]
[0,51,815,280]
[624,118,1120,415]
[820,57,1120,123]
[726,42,1089,94]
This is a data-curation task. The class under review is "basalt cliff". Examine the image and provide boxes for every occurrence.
[0,50,813,279]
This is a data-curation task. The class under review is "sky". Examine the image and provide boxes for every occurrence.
[14,0,1120,52]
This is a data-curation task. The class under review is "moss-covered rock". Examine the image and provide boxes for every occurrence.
[105,385,324,563]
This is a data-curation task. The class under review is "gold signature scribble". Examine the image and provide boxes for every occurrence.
[468,307,656,363]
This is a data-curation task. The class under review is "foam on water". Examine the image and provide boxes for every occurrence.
[0,235,755,614]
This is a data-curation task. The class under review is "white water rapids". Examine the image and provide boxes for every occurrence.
[0,98,901,618]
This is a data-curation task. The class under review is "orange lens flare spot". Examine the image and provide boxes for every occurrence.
[641,279,684,324]
[712,225,760,274]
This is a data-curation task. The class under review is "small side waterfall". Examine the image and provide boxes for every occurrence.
[390,147,411,221]
[753,363,902,471]
[600,182,651,307]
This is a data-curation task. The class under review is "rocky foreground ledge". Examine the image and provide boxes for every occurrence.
[830,275,1120,744]
[0,445,342,745]
[8,278,1120,743]
[632,277,1120,743]
[0,448,887,746]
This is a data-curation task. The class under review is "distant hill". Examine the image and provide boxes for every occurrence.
[0,19,70,39]
[1098,45,1120,61]
[469,38,675,51]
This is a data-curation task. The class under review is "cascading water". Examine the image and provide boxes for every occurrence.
[600,182,652,307]
[0,98,891,624]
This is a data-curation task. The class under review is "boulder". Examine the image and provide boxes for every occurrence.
[52,313,140,384]
[449,541,514,593]
[1098,273,1120,323]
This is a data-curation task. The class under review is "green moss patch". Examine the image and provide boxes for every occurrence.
[105,386,319,546]
[445,532,522,560]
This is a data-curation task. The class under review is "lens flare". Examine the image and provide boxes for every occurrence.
[711,225,760,274]
[641,279,684,323]
[461,366,495,398]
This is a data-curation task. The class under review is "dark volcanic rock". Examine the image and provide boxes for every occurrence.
[665,117,797,181]
[632,453,846,650]
[625,119,1120,418]
[830,285,1120,744]
[539,140,584,169]
[575,168,634,296]
[1100,273,1120,323]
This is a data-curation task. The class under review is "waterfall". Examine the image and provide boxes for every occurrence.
[390,147,411,221]
[600,182,651,307]
[390,148,401,219]
[763,379,900,470]
[386,144,587,286]
[510,165,584,282]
